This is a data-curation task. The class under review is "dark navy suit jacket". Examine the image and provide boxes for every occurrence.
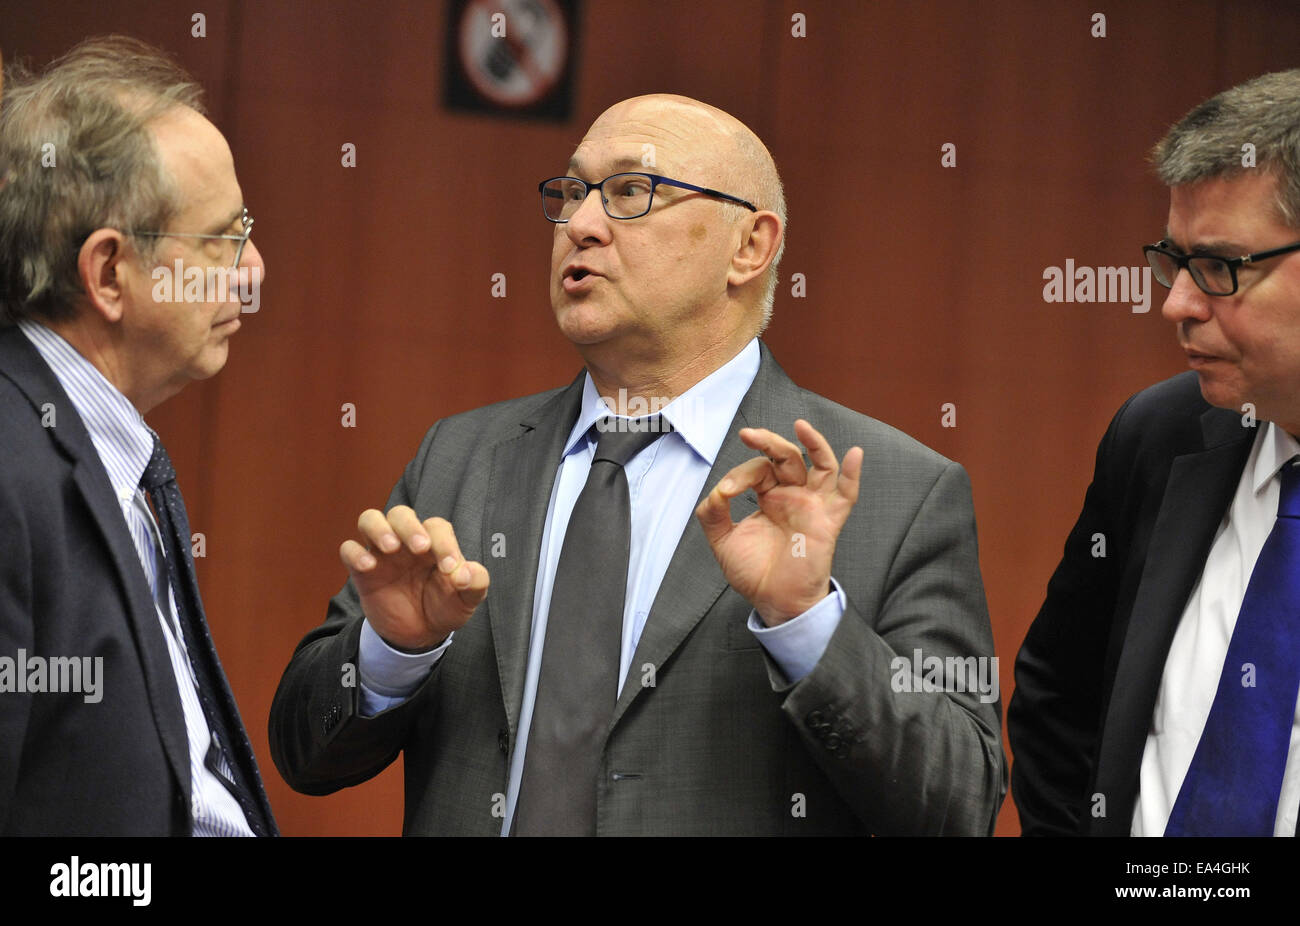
[1010,372,1263,835]
[0,325,275,835]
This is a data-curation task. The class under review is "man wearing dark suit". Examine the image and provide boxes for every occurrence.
[270,94,1004,835]
[0,37,276,835]
[1010,70,1300,836]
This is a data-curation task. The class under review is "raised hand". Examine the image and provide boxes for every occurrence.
[695,419,862,626]
[339,505,489,651]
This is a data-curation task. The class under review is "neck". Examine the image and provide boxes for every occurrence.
[581,326,756,404]
[42,315,170,414]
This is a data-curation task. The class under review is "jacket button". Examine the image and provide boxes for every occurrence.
[805,710,824,728]
[824,732,841,750]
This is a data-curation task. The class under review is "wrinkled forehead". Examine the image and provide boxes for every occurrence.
[568,100,732,183]
[152,106,232,170]
[1167,169,1293,245]
[150,106,238,207]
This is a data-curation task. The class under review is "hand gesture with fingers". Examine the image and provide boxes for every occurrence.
[339,505,490,651]
[695,419,863,627]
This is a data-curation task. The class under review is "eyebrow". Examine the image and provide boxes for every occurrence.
[210,206,244,235]
[1161,230,1251,255]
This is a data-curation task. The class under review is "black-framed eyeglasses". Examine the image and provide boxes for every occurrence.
[539,173,758,222]
[129,207,254,268]
[1143,238,1300,296]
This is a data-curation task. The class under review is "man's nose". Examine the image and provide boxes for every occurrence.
[240,238,265,283]
[1160,267,1211,325]
[565,188,611,244]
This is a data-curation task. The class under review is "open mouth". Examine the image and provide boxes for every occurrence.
[561,265,599,293]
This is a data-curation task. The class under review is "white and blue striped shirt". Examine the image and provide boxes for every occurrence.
[19,320,254,837]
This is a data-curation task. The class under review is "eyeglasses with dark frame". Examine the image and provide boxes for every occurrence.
[1143,237,1300,297]
[128,207,254,269]
[539,172,758,223]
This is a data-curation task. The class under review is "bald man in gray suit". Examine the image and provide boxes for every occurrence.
[270,94,1005,835]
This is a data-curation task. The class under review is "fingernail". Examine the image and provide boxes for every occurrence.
[359,554,376,570]
[381,533,399,552]
[719,479,734,493]
[440,555,458,573]
[454,565,470,587]
[410,533,429,552]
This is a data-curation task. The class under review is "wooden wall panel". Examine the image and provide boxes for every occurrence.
[5,0,1300,835]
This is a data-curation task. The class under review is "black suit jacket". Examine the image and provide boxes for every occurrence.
[1009,371,1258,835]
[0,325,276,835]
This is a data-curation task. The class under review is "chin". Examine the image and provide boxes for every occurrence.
[554,301,620,346]
[1195,376,1245,414]
[192,343,231,380]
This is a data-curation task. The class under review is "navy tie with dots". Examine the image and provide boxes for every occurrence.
[1165,456,1300,836]
[141,434,274,837]
[513,416,672,836]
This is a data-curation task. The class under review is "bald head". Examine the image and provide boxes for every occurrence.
[586,95,784,214]
[580,95,786,328]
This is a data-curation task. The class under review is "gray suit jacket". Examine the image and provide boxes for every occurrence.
[270,342,1005,834]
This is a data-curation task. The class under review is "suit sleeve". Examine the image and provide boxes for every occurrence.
[1008,399,1131,835]
[268,423,446,795]
[768,461,1007,835]
[0,468,35,828]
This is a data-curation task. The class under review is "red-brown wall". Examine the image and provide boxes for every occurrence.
[5,0,1299,835]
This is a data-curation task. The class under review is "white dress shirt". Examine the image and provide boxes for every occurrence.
[1133,420,1300,836]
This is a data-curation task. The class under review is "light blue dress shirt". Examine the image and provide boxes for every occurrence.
[357,337,846,833]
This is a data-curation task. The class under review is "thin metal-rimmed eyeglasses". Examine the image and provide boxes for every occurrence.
[129,207,254,268]
[1143,238,1300,296]
[539,173,757,222]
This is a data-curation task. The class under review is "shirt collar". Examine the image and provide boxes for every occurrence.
[1251,420,1300,495]
[17,320,155,499]
[562,337,761,464]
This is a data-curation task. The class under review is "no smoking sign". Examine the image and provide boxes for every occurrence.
[445,0,579,120]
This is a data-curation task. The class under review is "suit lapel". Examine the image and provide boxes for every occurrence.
[610,344,795,730]
[1092,407,1254,834]
[484,374,585,741]
[0,328,193,811]
[486,346,800,737]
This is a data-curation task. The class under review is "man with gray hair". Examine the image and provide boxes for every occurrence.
[271,93,1003,835]
[1011,70,1300,836]
[0,36,276,835]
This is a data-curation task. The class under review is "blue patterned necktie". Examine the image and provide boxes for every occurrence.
[1166,456,1300,836]
[141,434,275,837]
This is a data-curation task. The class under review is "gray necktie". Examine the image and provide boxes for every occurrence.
[513,415,671,835]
